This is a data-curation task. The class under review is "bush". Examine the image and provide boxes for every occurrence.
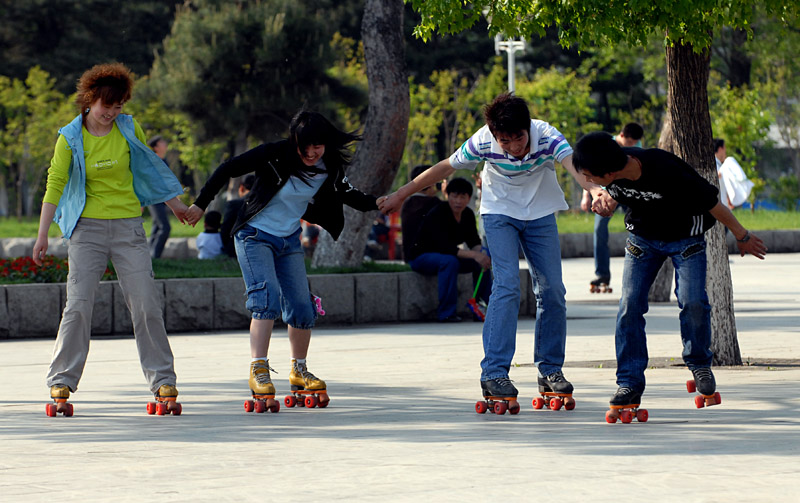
[0,255,114,284]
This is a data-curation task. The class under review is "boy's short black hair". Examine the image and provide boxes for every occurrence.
[204,210,222,230]
[147,135,165,149]
[621,122,644,141]
[573,132,628,177]
[410,165,429,181]
[713,138,725,152]
[444,177,473,197]
[484,93,531,136]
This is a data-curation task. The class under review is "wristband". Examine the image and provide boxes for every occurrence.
[736,230,751,243]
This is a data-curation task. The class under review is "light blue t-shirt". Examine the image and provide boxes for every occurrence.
[248,162,328,237]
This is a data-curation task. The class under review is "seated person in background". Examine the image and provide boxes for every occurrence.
[400,165,442,263]
[408,177,492,322]
[221,174,255,257]
[364,213,390,261]
[197,210,225,259]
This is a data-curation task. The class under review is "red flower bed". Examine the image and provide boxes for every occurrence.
[0,256,116,284]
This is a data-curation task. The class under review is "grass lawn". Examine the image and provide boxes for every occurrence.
[3,209,797,239]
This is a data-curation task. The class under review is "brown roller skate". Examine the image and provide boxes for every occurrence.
[147,384,182,416]
[45,384,74,417]
[244,359,280,413]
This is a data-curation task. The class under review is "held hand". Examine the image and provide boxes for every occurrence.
[580,190,591,213]
[475,252,491,270]
[737,232,767,260]
[32,237,48,266]
[184,204,204,227]
[591,191,617,217]
[377,193,403,215]
[168,200,190,224]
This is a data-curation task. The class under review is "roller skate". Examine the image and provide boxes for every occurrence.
[589,276,612,293]
[475,377,520,415]
[284,359,329,409]
[687,367,721,408]
[45,384,73,417]
[147,384,182,416]
[244,359,280,413]
[605,387,648,424]
[532,370,576,411]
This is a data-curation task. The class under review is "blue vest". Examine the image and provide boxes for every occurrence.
[53,114,183,239]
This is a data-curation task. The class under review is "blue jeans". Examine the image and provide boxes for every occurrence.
[593,213,611,279]
[234,225,316,329]
[616,234,713,392]
[148,202,171,259]
[480,213,567,380]
[409,253,491,320]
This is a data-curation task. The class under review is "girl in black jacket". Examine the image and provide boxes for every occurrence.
[185,111,378,411]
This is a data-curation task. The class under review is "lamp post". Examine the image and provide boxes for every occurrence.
[494,34,526,93]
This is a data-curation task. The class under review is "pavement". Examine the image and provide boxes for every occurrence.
[1,253,799,502]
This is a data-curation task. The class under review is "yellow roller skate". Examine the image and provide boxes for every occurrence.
[147,384,182,416]
[45,384,73,417]
[285,359,329,409]
[244,359,279,413]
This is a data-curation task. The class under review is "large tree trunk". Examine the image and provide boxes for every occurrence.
[312,0,410,268]
[648,111,676,303]
[665,41,741,366]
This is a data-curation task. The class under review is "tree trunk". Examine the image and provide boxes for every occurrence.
[665,41,741,366]
[648,110,676,302]
[311,0,410,268]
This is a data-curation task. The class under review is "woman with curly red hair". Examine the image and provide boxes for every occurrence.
[33,63,188,417]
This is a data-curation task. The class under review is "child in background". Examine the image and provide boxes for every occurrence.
[196,210,225,259]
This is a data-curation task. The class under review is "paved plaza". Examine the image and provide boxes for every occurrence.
[1,254,799,502]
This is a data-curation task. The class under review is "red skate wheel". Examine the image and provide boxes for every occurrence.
[493,402,508,415]
[269,401,280,413]
[317,394,330,408]
[64,403,74,417]
[605,410,618,423]
[244,400,254,413]
[549,397,563,411]
[254,400,266,413]
[305,395,318,408]
[147,402,157,415]
[532,397,545,410]
[509,402,521,415]
[636,409,649,422]
[475,401,488,414]
[619,410,633,423]
[156,402,168,415]
[686,380,696,393]
[564,398,576,411]
[694,395,705,409]
[171,403,182,416]
[284,395,297,408]
[45,403,57,417]
[714,392,722,405]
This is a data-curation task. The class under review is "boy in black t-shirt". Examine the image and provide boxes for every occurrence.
[572,132,767,411]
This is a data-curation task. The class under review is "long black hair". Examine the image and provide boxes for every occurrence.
[288,110,361,184]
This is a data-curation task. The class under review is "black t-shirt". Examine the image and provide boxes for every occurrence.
[400,194,441,262]
[606,148,719,241]
[410,200,481,261]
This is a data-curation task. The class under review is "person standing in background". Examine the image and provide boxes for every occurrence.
[147,135,172,258]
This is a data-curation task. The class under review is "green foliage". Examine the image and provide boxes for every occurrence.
[0,67,74,217]
[768,174,800,211]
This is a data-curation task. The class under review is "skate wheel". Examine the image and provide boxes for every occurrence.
[694,395,705,409]
[284,395,297,408]
[45,403,57,417]
[244,400,254,413]
[269,401,280,413]
[147,402,157,415]
[64,403,74,417]
[714,392,722,405]
[619,410,633,423]
[493,401,508,415]
[305,395,318,408]
[172,403,182,416]
[475,401,488,414]
[686,380,696,393]
[156,402,168,415]
[254,400,266,413]
[564,398,576,411]
[317,394,330,408]
[605,410,618,423]
[509,402,521,415]
[532,397,545,410]
[550,397,563,411]
[636,409,649,422]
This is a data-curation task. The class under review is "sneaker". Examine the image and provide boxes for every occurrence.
[481,377,518,398]
[538,370,574,394]
[691,367,716,395]
[609,387,642,406]
[438,315,462,323]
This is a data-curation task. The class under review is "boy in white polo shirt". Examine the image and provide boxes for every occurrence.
[379,93,612,401]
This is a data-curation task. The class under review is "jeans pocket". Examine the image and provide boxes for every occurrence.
[626,239,645,259]
[236,225,258,242]
[244,280,269,314]
[680,241,705,259]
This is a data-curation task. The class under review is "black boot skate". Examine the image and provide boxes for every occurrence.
[589,276,612,293]
[475,377,520,415]
[533,371,576,411]
[687,367,721,408]
[606,387,648,424]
